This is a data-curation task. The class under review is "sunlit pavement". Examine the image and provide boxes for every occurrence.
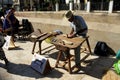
[0,38,116,80]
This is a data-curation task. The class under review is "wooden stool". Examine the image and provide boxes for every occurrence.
[32,33,52,54]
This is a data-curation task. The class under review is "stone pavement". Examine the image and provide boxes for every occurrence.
[0,39,117,80]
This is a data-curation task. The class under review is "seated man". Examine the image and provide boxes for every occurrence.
[3,8,19,38]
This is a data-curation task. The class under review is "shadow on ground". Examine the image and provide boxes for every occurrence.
[49,51,116,79]
[74,56,116,79]
[0,61,63,79]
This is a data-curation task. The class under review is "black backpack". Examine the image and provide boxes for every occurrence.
[94,41,116,57]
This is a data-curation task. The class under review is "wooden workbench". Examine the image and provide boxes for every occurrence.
[51,34,92,74]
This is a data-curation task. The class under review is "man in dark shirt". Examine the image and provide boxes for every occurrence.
[65,10,88,68]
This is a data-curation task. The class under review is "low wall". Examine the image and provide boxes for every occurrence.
[16,11,120,52]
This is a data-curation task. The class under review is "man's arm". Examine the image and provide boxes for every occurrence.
[6,13,12,25]
[67,28,76,38]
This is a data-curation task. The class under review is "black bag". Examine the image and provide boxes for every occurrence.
[94,41,116,57]
[22,19,33,34]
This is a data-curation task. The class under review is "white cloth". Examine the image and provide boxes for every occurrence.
[3,35,15,50]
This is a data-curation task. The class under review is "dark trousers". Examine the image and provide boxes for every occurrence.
[0,48,8,65]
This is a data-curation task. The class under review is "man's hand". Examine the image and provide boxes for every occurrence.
[67,34,75,38]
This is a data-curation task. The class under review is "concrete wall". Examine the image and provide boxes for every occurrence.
[15,11,120,52]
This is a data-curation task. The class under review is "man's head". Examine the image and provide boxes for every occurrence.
[65,10,74,22]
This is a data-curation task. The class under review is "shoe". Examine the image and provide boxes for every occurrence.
[73,66,80,73]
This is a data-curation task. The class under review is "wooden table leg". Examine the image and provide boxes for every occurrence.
[67,53,72,74]
[39,41,42,55]
[32,41,37,54]
[55,49,72,74]
[80,37,92,62]
[55,50,62,68]
[86,37,92,54]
